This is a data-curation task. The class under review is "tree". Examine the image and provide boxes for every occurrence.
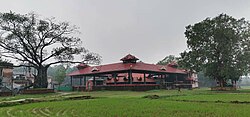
[0,12,101,88]
[197,71,217,87]
[179,14,250,87]
[0,59,13,68]
[157,55,179,65]
[54,65,66,87]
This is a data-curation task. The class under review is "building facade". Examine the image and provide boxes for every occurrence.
[68,54,198,91]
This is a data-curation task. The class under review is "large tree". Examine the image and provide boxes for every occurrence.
[0,12,101,88]
[179,14,250,87]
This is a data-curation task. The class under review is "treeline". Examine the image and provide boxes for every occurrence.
[13,65,77,85]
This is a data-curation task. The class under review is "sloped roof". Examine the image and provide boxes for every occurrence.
[68,62,187,76]
[120,54,139,61]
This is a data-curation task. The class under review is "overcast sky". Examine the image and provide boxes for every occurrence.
[1,0,250,64]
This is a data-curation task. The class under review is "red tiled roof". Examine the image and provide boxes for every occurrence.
[68,62,187,76]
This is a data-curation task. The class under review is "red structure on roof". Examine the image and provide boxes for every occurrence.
[76,63,89,70]
[120,54,139,63]
[68,54,194,91]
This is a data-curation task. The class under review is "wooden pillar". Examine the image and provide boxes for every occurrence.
[80,77,82,86]
[93,76,96,86]
[165,74,167,82]
[160,74,163,88]
[129,70,132,84]
[164,74,167,89]
[84,76,86,86]
[176,74,178,81]
[128,72,130,84]
[144,73,146,84]
[113,73,117,85]
[175,74,178,89]
[70,76,73,86]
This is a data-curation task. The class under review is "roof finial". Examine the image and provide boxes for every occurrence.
[120,54,139,63]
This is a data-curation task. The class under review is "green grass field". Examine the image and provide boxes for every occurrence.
[1,88,250,117]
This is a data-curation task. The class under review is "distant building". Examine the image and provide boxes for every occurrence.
[0,62,14,94]
[13,67,55,89]
[12,73,33,88]
[0,62,13,87]
[186,72,198,88]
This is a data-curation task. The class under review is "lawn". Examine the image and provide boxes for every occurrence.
[1,88,250,117]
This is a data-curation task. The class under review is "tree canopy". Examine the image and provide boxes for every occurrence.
[179,14,250,87]
[0,12,101,88]
[157,55,179,65]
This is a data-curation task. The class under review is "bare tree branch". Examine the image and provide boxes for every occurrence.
[0,12,102,88]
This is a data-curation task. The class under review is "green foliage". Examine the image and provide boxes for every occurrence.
[157,55,179,65]
[197,72,217,87]
[65,66,77,74]
[47,65,77,85]
[179,13,250,87]
[53,65,66,85]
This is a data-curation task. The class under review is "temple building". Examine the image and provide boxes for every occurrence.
[68,54,198,91]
